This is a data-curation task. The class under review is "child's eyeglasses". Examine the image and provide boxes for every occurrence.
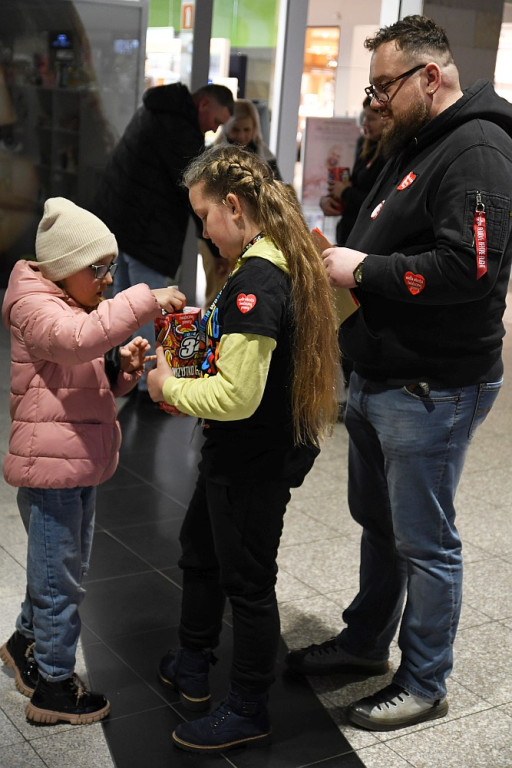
[89,261,118,279]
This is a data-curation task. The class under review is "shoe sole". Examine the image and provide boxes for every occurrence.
[25,701,111,726]
[348,699,449,731]
[286,658,390,677]
[0,643,36,698]
[159,673,211,712]
[172,729,272,753]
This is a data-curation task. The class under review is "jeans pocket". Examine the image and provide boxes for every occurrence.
[468,379,502,439]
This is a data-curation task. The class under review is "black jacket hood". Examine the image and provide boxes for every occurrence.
[142,82,196,118]
[413,79,512,153]
[371,79,512,198]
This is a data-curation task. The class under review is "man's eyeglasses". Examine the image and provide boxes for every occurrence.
[89,261,118,279]
[365,64,427,104]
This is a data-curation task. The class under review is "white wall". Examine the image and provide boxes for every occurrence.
[424,1,505,88]
[307,0,381,118]
[306,0,423,118]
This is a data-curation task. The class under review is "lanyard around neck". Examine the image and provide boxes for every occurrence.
[200,232,265,331]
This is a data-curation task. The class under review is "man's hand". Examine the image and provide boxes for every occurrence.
[147,345,175,403]
[151,286,187,313]
[322,247,367,288]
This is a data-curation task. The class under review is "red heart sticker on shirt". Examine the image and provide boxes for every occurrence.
[236,293,257,313]
[404,272,425,295]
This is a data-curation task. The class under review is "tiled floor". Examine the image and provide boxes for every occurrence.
[1,284,512,768]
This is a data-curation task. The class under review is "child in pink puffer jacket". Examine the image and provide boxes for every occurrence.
[0,197,185,726]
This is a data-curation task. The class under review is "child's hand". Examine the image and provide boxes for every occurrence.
[119,336,152,373]
[320,195,342,216]
[328,179,352,199]
[152,286,187,314]
[147,345,175,402]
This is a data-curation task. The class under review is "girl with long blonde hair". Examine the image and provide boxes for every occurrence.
[147,144,339,753]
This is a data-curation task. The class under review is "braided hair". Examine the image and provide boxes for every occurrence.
[183,144,339,445]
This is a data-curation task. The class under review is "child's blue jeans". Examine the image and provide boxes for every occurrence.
[15,486,96,681]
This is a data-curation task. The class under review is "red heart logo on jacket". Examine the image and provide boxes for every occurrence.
[404,272,425,295]
[236,293,257,313]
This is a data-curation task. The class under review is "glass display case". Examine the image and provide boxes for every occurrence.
[0,0,147,284]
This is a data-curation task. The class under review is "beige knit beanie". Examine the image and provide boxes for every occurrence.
[36,197,118,281]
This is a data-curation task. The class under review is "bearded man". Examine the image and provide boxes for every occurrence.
[286,15,512,731]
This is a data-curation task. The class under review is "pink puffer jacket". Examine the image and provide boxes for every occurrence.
[2,260,162,489]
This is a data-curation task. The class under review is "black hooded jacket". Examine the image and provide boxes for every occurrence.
[92,83,203,277]
[342,80,512,386]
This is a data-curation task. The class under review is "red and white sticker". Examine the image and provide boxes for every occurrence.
[370,200,385,219]
[236,293,257,313]
[404,271,425,295]
[397,172,417,190]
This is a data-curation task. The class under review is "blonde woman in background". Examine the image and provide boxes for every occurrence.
[214,98,282,180]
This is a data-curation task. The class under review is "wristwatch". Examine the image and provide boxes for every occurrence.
[353,259,365,286]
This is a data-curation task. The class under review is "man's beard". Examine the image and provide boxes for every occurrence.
[380,100,430,158]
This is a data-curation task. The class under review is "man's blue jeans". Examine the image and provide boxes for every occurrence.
[114,250,167,390]
[339,372,501,700]
[16,486,96,681]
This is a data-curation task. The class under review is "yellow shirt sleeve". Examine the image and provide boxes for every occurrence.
[161,333,277,420]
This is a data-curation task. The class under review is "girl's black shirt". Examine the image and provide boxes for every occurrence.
[200,255,318,484]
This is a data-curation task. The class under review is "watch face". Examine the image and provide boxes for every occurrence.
[353,262,363,284]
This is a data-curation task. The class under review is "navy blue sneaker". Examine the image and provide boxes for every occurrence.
[159,648,216,711]
[172,687,271,753]
[0,631,39,697]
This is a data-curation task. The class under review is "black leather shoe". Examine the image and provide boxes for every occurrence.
[285,637,389,676]
[26,673,110,725]
[0,631,39,696]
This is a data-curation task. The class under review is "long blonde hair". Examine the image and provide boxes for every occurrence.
[183,145,339,445]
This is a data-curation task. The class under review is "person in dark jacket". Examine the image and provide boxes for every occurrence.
[320,97,386,416]
[320,97,385,246]
[286,15,512,733]
[92,83,234,391]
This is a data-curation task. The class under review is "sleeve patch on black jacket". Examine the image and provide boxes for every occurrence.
[462,190,511,253]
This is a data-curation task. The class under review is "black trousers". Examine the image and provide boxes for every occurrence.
[178,468,292,693]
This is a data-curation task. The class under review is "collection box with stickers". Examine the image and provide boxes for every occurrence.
[154,307,202,414]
